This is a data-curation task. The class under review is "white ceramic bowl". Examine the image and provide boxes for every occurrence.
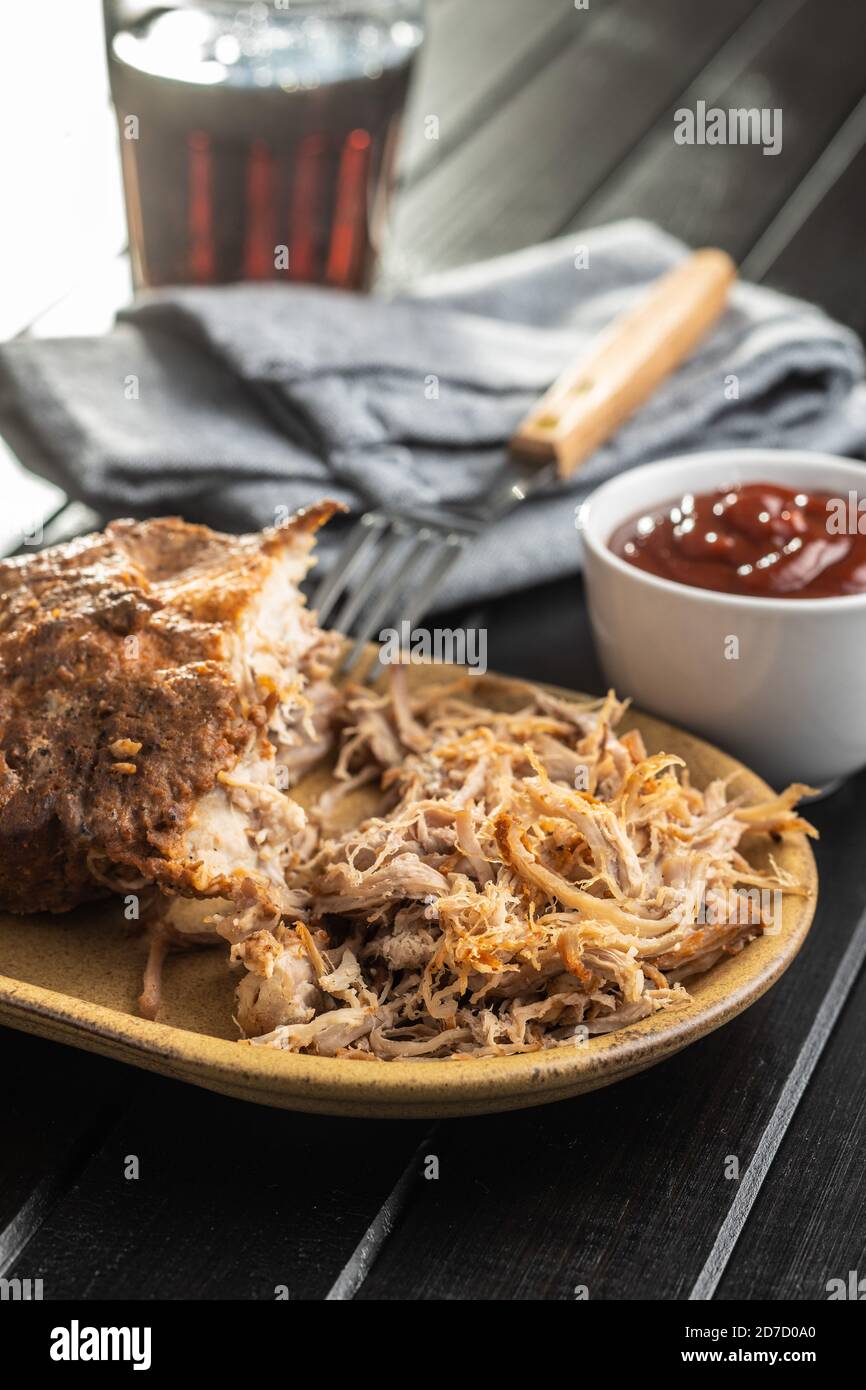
[579,450,866,790]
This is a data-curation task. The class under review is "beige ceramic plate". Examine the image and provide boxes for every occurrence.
[0,667,817,1118]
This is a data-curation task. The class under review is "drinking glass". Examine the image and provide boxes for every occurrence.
[104,1,425,289]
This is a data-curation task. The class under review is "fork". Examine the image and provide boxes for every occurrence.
[313,249,736,676]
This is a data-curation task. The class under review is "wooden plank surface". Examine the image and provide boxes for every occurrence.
[571,0,866,264]
[391,0,762,274]
[0,1031,133,1275]
[754,111,866,337]
[6,1064,430,1300]
[397,0,581,186]
[716,933,866,1300]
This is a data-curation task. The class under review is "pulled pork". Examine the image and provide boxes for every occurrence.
[235,671,816,1059]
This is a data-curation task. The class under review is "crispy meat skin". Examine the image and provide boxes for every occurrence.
[0,506,336,913]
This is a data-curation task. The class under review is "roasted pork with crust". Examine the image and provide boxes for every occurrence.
[0,512,818,1056]
[0,505,340,917]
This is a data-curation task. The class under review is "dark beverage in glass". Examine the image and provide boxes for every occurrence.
[105,2,424,290]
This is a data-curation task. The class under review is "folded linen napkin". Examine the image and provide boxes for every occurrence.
[1,219,865,608]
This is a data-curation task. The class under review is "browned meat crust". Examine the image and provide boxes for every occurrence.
[0,504,338,914]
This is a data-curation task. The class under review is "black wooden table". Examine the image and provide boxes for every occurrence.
[2,0,866,1303]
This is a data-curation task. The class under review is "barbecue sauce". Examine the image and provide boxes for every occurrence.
[609,483,866,598]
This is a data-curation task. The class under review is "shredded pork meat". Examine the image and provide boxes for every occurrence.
[3,504,816,1056]
[233,672,816,1059]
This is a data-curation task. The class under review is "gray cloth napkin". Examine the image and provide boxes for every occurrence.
[2,218,865,609]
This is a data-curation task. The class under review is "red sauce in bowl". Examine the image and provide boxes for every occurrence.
[609,483,866,598]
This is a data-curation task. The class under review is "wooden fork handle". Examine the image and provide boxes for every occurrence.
[510,248,737,478]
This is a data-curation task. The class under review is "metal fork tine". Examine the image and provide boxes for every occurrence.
[330,519,411,636]
[399,532,465,635]
[314,496,472,673]
[312,512,386,623]
[339,527,438,675]
[350,530,466,683]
